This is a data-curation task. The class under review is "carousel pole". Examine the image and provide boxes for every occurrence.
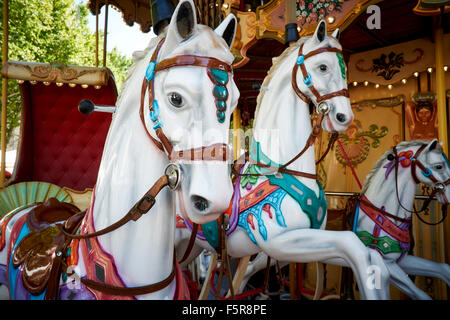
[1,0,9,187]
[95,0,99,67]
[103,1,109,67]
[434,12,450,274]
[285,0,300,299]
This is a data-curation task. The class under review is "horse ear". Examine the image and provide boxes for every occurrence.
[425,139,439,152]
[160,0,197,57]
[215,14,237,48]
[331,28,340,40]
[313,20,327,43]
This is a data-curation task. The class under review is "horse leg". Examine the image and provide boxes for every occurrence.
[236,253,276,294]
[384,260,431,300]
[257,229,390,300]
[397,254,450,286]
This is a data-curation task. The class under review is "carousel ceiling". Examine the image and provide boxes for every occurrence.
[340,0,450,54]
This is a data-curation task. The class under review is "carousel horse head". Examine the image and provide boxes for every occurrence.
[149,0,239,224]
[110,0,239,225]
[372,139,450,205]
[292,20,353,132]
[396,139,449,204]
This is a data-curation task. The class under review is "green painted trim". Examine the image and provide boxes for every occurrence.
[356,230,405,254]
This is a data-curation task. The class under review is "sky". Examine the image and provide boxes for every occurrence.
[76,0,157,58]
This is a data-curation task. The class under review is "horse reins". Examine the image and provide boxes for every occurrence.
[60,37,235,297]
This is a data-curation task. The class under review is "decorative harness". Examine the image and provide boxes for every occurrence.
[353,143,449,256]
[59,37,234,298]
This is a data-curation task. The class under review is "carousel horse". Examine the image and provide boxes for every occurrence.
[175,20,390,300]
[0,0,239,300]
[237,139,450,300]
[347,139,450,299]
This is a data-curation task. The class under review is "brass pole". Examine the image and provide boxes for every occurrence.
[434,27,448,154]
[103,2,109,67]
[232,108,241,160]
[1,0,9,187]
[95,1,99,67]
[434,19,449,271]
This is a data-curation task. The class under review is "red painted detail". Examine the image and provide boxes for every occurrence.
[399,150,414,168]
[247,214,255,230]
[263,204,272,219]
[239,180,279,213]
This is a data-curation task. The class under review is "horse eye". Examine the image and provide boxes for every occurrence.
[434,164,443,170]
[319,64,328,72]
[168,92,184,108]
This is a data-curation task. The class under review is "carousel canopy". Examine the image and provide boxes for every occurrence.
[87,0,177,33]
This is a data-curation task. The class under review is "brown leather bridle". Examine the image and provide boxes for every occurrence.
[292,43,349,105]
[140,38,233,162]
[392,144,449,225]
[236,42,350,180]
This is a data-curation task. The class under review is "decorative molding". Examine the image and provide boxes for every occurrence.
[1,61,113,86]
[351,95,405,111]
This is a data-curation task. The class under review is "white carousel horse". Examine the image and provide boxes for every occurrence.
[237,140,450,299]
[0,0,239,300]
[349,139,450,299]
[175,21,390,300]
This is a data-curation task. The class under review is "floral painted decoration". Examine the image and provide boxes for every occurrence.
[296,0,349,26]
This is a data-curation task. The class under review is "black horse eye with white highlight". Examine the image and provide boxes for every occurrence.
[319,64,328,72]
[168,92,184,108]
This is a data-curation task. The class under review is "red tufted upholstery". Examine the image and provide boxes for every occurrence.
[10,78,117,191]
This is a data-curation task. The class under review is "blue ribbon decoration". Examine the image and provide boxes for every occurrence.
[145,62,157,82]
[421,168,432,178]
[303,72,312,87]
[296,55,305,66]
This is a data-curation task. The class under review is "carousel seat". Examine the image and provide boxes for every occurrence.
[0,61,117,211]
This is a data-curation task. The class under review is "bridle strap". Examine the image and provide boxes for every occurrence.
[178,223,198,264]
[62,251,177,297]
[60,175,169,239]
[410,144,427,184]
[154,55,232,74]
[140,38,233,162]
[293,43,349,104]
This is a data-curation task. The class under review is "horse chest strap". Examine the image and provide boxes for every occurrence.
[359,197,410,243]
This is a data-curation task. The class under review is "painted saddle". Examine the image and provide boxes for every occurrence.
[6,198,84,299]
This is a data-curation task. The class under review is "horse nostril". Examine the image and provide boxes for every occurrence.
[336,113,347,123]
[191,195,209,212]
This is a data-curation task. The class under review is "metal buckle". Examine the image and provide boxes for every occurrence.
[165,163,182,190]
[316,102,330,115]
[434,182,445,192]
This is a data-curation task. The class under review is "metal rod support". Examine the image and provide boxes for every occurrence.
[103,2,109,67]
[1,0,9,186]
[324,191,437,201]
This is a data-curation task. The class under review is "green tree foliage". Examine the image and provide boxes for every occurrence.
[0,0,133,146]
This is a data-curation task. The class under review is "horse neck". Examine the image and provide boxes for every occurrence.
[86,43,176,298]
[363,163,416,222]
[252,49,317,193]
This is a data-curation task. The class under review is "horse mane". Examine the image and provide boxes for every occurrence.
[361,140,430,194]
[117,34,164,102]
[254,38,307,120]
